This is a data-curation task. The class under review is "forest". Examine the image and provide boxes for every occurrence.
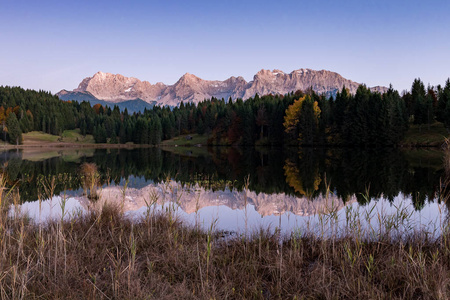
[0,78,449,146]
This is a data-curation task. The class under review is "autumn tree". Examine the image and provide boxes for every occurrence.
[283,95,320,145]
[283,96,305,135]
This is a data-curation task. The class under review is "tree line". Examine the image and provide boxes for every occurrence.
[0,77,449,146]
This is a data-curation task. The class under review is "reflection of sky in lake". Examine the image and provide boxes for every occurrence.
[15,185,447,239]
[15,196,84,222]
[153,195,446,238]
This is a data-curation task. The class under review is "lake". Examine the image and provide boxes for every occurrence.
[2,146,448,236]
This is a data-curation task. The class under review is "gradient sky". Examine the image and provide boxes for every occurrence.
[1,0,449,94]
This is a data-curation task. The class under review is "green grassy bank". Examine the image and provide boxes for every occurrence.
[161,134,210,157]
[401,122,449,147]
[22,129,95,144]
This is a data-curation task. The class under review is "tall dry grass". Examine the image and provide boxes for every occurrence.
[79,162,100,200]
[0,176,450,298]
[445,138,450,179]
[442,137,450,204]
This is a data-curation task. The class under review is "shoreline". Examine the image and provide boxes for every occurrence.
[0,142,157,151]
[0,142,447,151]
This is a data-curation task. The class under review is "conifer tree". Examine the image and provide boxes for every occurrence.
[149,116,162,145]
[437,79,450,127]
[411,78,427,125]
[6,112,22,145]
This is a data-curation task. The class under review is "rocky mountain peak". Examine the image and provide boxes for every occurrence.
[94,71,106,78]
[178,72,202,84]
[254,69,273,78]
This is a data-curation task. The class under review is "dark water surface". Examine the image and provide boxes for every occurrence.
[2,147,448,234]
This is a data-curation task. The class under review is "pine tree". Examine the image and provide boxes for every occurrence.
[149,116,162,145]
[119,123,126,143]
[411,78,427,125]
[197,118,205,135]
[6,113,22,145]
[298,97,320,145]
[93,124,107,143]
[255,105,268,140]
[437,79,450,127]
[80,120,87,136]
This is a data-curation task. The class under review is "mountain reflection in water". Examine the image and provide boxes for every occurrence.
[16,183,443,237]
[2,146,448,233]
[76,181,356,216]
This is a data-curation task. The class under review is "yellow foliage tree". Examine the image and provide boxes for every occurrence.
[283,96,305,133]
[0,107,5,125]
[284,95,321,144]
[313,100,321,125]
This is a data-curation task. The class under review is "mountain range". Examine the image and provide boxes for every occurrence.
[57,69,388,110]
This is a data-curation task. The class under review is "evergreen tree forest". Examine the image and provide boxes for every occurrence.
[0,77,449,146]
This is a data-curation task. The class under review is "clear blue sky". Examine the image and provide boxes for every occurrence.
[1,0,449,94]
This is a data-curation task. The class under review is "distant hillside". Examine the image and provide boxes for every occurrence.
[58,90,155,113]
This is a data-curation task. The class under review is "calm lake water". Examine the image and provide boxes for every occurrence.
[2,147,448,236]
